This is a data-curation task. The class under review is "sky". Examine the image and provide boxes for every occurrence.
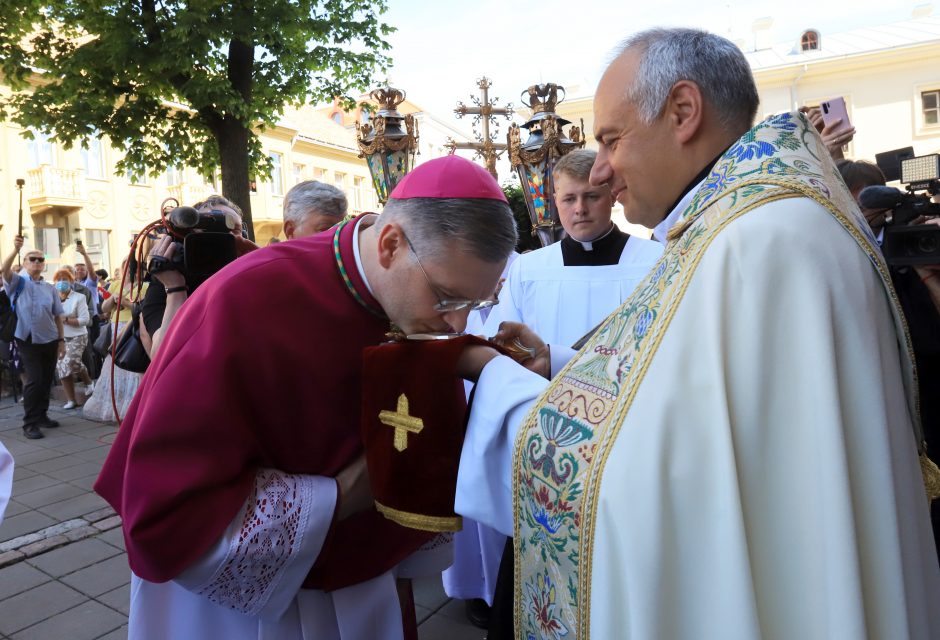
[376,0,926,136]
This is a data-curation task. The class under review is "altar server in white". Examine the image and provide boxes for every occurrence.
[456,27,940,639]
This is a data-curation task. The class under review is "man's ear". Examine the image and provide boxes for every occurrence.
[375,223,405,269]
[666,80,705,145]
[282,221,294,240]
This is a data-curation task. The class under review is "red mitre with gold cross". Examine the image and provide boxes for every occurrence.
[362,335,496,532]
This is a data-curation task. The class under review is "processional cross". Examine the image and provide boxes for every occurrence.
[446,77,513,179]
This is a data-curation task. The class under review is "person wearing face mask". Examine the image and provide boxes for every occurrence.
[53,269,92,409]
[1,236,65,439]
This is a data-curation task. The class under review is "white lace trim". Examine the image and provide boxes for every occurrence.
[195,469,313,616]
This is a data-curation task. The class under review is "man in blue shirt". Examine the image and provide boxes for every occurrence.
[2,236,65,439]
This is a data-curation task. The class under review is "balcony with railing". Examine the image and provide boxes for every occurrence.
[26,165,87,211]
[166,183,215,208]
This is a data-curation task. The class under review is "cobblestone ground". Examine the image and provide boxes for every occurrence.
[0,396,486,639]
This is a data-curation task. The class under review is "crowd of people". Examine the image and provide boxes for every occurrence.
[1,25,939,640]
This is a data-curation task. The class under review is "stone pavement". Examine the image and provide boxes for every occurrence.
[0,396,488,639]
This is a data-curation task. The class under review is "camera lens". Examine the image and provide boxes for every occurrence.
[169,206,200,229]
[917,235,938,254]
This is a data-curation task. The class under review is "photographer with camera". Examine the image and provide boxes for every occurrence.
[142,195,258,358]
[838,158,940,560]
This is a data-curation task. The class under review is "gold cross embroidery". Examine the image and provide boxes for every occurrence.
[379,394,425,452]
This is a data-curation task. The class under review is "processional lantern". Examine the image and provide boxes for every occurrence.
[356,87,419,205]
[508,83,584,247]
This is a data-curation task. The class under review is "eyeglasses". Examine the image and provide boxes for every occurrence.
[399,228,499,313]
[26,256,45,263]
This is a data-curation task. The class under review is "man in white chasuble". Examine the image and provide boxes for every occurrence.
[456,27,940,639]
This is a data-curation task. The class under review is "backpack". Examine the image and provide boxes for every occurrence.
[0,278,26,343]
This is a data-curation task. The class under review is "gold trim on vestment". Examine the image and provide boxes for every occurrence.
[513,116,935,639]
[578,190,798,638]
[374,501,463,532]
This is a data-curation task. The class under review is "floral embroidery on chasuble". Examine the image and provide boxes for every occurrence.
[511,111,924,640]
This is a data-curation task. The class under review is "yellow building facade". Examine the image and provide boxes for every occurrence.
[0,88,379,276]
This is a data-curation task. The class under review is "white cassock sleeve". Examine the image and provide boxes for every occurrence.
[456,356,549,536]
[174,468,337,620]
[0,442,12,526]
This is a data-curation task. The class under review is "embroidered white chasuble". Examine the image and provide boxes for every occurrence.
[456,112,940,639]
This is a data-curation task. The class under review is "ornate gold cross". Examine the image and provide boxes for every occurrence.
[445,77,513,179]
[379,394,425,452]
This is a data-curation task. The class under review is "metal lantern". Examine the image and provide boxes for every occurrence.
[356,87,419,205]
[508,83,584,247]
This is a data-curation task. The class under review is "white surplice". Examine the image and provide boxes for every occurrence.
[128,469,453,640]
[445,240,661,605]
[0,442,12,526]
[457,194,940,638]
[443,254,517,605]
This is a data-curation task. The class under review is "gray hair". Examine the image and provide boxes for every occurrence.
[376,197,517,264]
[283,180,347,223]
[616,28,759,134]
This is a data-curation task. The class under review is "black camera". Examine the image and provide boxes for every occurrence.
[148,206,239,288]
[859,153,940,267]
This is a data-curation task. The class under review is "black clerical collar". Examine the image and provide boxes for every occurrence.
[663,145,733,219]
[560,224,629,266]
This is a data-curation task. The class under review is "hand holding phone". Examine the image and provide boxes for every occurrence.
[821,97,851,135]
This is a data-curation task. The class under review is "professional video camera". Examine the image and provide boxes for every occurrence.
[859,153,940,266]
[147,204,240,288]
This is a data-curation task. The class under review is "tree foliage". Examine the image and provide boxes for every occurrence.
[502,182,541,253]
[0,0,394,236]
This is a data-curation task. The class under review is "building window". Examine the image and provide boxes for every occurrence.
[163,164,183,187]
[334,172,346,192]
[292,163,305,185]
[800,30,819,52]
[26,130,55,168]
[312,167,327,181]
[923,90,940,126]
[331,112,343,125]
[270,152,284,196]
[84,229,111,273]
[82,138,106,179]
[353,176,365,212]
[34,227,64,270]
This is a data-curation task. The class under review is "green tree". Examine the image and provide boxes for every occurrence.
[0,0,394,239]
[502,182,541,253]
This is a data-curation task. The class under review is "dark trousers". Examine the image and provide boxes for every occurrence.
[16,338,58,426]
[83,323,99,379]
[488,538,515,639]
